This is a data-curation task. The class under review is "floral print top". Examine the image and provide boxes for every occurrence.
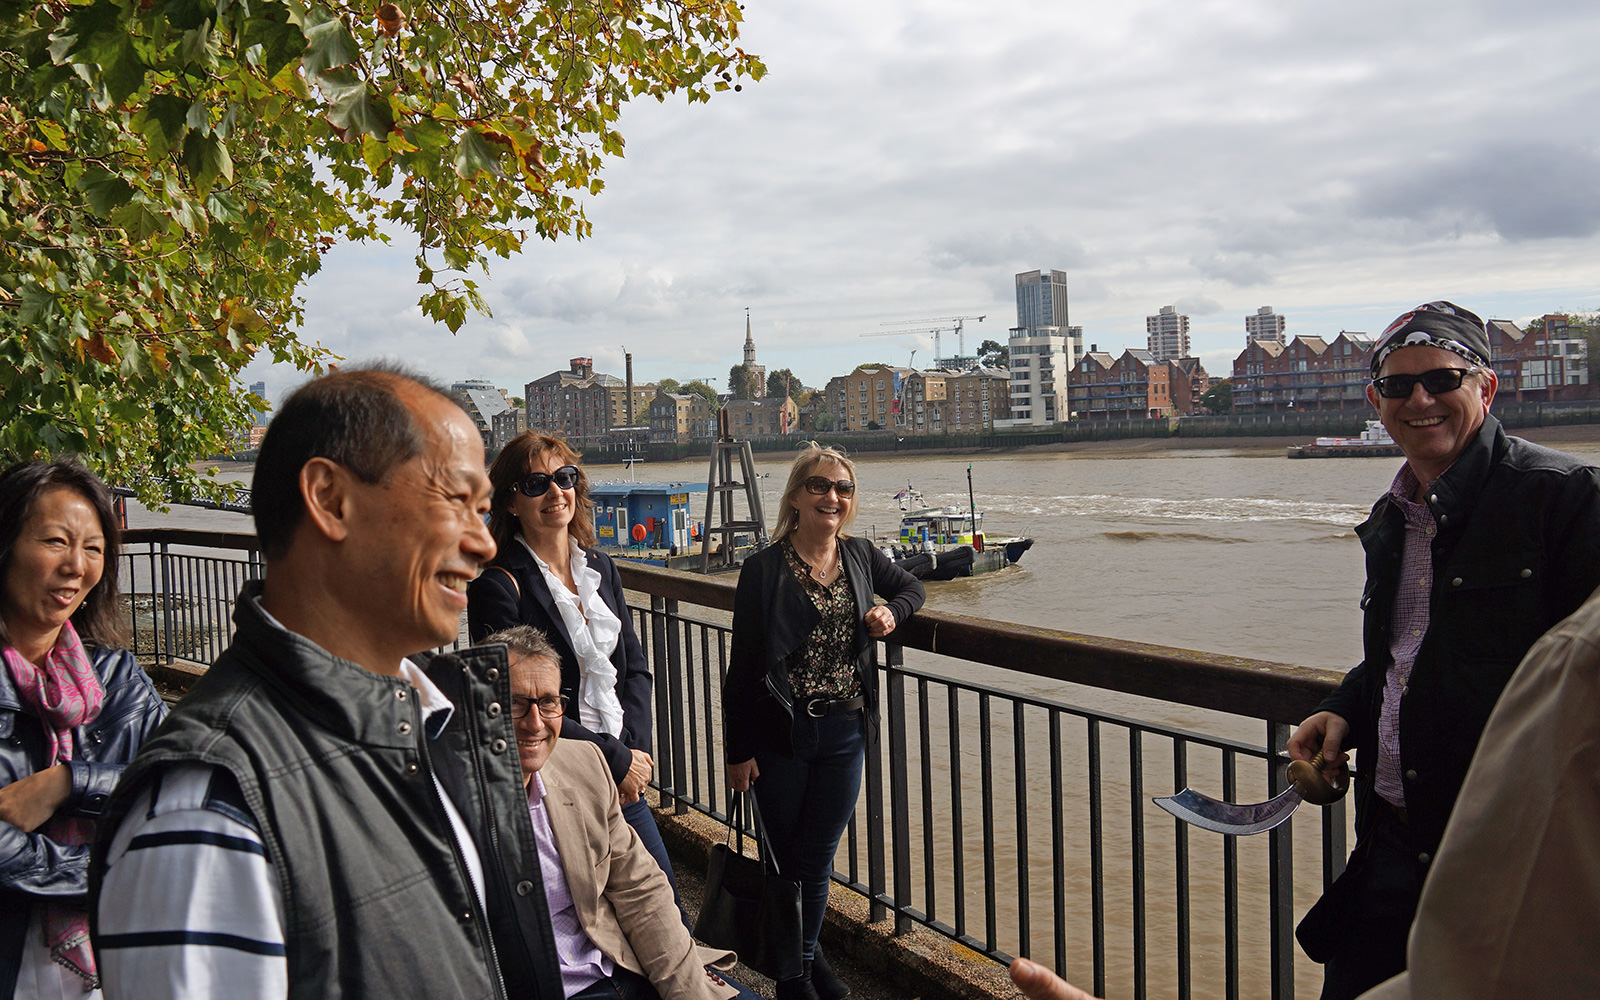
[781,538,862,700]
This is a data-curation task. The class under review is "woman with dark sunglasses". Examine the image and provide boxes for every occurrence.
[467,431,677,891]
[723,443,924,1000]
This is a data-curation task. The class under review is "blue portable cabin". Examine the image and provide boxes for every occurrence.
[589,481,708,556]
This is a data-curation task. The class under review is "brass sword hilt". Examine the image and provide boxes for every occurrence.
[1287,750,1351,805]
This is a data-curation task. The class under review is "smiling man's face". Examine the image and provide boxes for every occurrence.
[341,390,496,659]
[1369,344,1497,487]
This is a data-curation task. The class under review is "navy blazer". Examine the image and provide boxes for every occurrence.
[467,540,652,784]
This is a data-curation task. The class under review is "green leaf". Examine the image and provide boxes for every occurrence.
[361,133,391,174]
[453,130,502,179]
[109,201,171,241]
[100,36,147,106]
[302,8,359,78]
[77,169,137,217]
[181,131,233,195]
[180,20,212,66]
[133,94,190,158]
[243,7,309,79]
[318,68,395,138]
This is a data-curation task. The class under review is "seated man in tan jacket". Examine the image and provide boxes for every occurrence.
[485,626,756,1000]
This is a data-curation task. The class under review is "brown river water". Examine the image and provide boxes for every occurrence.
[130,429,1600,998]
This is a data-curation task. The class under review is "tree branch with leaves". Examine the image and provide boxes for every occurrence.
[0,0,763,501]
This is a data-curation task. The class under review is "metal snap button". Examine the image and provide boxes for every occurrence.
[487,702,502,718]
[516,881,534,896]
[398,720,412,735]
[396,689,408,700]
[1520,568,1533,579]
[1450,577,1462,587]
[404,761,419,775]
[491,738,507,754]
[486,668,500,682]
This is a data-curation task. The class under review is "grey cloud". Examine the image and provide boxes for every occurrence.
[1353,144,1600,241]
[928,228,1090,272]
[1175,296,1225,317]
[1191,252,1274,287]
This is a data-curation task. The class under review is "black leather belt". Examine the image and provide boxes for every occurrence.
[803,695,864,718]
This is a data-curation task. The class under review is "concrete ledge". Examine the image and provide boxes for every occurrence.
[651,795,1016,1000]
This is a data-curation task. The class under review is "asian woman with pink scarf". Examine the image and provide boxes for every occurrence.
[0,462,165,998]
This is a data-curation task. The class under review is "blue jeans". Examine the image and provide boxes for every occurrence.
[752,710,866,963]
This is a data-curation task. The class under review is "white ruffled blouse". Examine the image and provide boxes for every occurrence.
[519,535,625,738]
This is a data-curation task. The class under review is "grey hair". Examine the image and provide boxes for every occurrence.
[480,625,561,670]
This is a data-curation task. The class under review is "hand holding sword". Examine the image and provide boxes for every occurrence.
[1155,713,1351,836]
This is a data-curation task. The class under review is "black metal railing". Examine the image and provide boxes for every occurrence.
[120,530,1348,999]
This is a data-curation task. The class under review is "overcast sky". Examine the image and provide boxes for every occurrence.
[245,0,1600,403]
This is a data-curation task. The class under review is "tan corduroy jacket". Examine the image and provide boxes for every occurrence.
[1362,584,1600,999]
[538,740,739,1000]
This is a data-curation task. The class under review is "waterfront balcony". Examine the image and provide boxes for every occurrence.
[121,529,1348,1000]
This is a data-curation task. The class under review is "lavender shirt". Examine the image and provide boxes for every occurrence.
[1375,464,1436,809]
[527,772,614,995]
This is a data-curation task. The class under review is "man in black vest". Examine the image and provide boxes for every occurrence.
[92,366,567,998]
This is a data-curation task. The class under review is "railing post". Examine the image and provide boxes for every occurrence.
[1267,721,1295,1000]
[885,641,911,934]
[664,596,687,815]
[158,542,174,666]
[649,595,679,811]
[864,643,888,923]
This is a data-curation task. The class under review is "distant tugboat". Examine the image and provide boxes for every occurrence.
[878,476,1034,581]
[1286,420,1403,459]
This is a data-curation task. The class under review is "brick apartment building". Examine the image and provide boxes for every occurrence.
[822,365,911,432]
[901,367,1010,434]
[1232,317,1590,412]
[524,358,656,440]
[722,396,798,437]
[1066,349,1174,419]
[647,390,716,443]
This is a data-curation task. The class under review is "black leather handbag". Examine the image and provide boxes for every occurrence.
[692,792,804,982]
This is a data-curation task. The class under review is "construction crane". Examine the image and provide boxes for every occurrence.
[860,314,987,366]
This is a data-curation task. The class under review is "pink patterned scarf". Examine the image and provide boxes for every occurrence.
[3,620,105,987]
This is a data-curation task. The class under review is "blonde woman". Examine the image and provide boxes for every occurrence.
[723,443,924,1000]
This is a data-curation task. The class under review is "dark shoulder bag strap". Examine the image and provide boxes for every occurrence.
[489,564,520,600]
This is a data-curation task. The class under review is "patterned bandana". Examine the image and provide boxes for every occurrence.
[2,620,106,987]
[1370,301,1491,375]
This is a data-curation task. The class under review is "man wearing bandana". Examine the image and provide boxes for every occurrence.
[1286,301,1600,999]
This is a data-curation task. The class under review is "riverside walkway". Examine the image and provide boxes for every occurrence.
[125,527,1348,999]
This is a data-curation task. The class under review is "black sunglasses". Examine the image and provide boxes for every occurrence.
[1370,368,1473,400]
[512,466,580,497]
[802,476,856,497]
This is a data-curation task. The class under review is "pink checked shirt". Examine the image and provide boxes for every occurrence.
[1375,464,1436,809]
[527,772,615,996]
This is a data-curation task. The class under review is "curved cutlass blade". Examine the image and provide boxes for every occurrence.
[1152,785,1303,836]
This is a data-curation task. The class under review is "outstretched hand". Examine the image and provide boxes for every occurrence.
[1009,958,1101,1000]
